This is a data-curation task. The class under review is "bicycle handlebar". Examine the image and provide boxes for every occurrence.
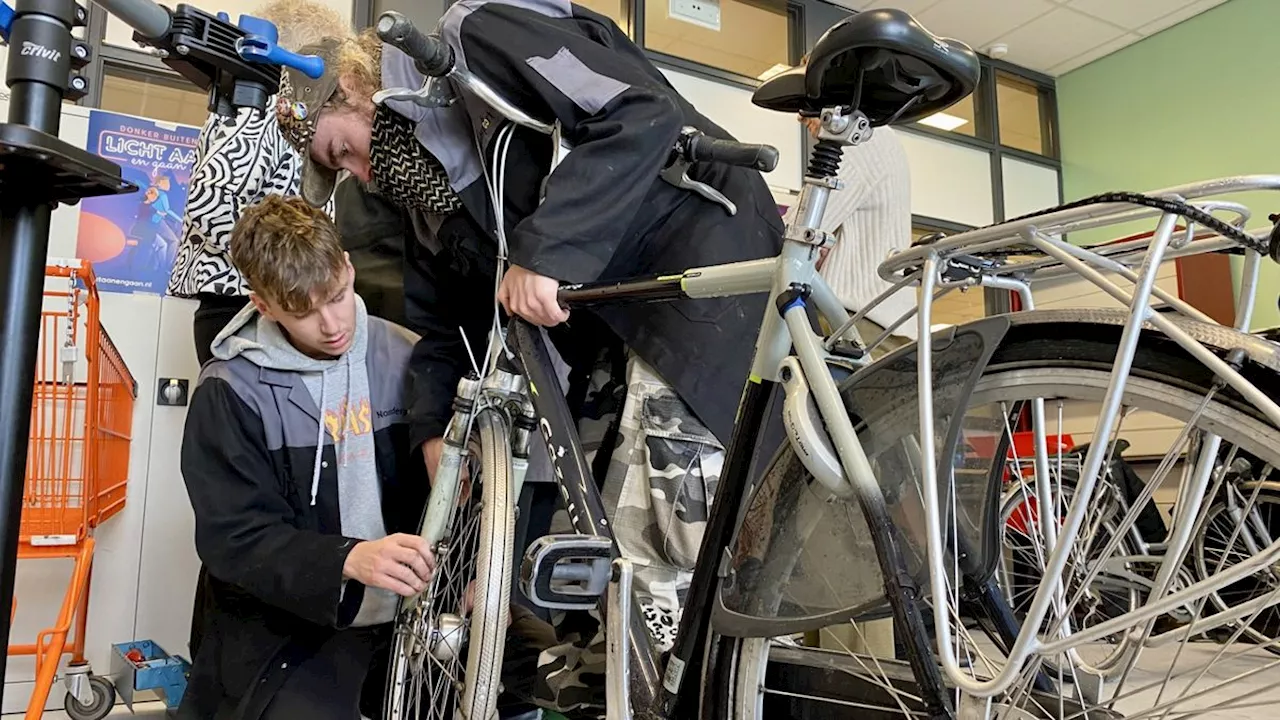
[680,132,779,173]
[377,10,453,77]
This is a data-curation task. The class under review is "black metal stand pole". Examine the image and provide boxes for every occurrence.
[0,0,77,692]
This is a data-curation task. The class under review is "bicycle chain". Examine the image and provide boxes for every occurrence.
[920,191,1269,260]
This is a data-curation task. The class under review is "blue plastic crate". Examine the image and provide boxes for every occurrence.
[109,640,190,710]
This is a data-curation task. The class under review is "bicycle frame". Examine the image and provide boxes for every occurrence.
[515,243,956,717]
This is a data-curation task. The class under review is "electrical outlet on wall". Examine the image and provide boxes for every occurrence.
[669,0,721,31]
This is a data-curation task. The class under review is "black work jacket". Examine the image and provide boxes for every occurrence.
[176,317,427,719]
[401,0,785,450]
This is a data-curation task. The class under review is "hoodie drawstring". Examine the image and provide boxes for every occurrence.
[310,356,357,505]
[342,355,353,468]
[310,379,326,507]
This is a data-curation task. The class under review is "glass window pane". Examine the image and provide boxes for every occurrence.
[100,67,209,127]
[916,92,977,139]
[996,74,1047,155]
[576,0,628,27]
[643,0,789,79]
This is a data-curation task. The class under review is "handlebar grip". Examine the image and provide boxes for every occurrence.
[376,10,453,77]
[687,135,779,173]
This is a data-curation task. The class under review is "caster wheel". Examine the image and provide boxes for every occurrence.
[64,675,116,720]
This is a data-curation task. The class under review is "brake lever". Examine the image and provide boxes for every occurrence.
[660,158,736,216]
[372,76,458,109]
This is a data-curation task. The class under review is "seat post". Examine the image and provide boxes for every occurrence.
[784,107,873,247]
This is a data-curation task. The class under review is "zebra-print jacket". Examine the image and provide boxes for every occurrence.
[167,101,334,298]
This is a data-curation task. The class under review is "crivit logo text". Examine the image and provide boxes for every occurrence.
[20,42,61,62]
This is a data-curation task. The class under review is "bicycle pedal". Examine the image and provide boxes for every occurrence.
[520,534,613,610]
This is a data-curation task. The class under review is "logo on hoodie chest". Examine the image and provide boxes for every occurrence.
[323,397,372,443]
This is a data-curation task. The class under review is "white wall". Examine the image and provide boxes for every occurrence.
[899,129,995,228]
[1002,156,1061,220]
[0,99,202,713]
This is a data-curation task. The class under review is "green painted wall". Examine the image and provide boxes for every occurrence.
[1057,0,1280,330]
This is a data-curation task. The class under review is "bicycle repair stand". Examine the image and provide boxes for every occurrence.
[0,0,281,700]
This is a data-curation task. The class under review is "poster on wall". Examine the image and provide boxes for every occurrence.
[75,110,200,295]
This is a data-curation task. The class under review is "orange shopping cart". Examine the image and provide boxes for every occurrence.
[8,260,137,720]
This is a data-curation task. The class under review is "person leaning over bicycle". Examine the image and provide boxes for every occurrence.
[178,196,434,720]
[272,0,783,711]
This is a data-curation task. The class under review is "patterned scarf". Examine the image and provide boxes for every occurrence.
[369,103,464,216]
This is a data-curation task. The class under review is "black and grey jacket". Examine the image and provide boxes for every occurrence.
[385,0,784,451]
[177,299,427,719]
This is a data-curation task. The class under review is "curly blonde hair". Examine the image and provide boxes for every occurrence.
[328,28,383,107]
[253,0,352,51]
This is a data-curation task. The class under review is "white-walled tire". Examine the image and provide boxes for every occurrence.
[384,408,515,720]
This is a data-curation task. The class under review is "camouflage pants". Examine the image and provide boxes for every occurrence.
[535,352,724,716]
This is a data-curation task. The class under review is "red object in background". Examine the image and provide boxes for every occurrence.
[125,648,146,665]
[1006,495,1039,535]
[964,431,1075,482]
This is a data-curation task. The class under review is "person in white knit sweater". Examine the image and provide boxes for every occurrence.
[784,117,916,349]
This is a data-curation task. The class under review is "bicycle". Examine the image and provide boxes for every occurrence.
[998,435,1280,672]
[371,7,1280,720]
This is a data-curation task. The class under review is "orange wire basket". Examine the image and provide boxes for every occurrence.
[9,260,137,719]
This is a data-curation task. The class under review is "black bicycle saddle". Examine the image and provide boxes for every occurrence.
[752,8,981,127]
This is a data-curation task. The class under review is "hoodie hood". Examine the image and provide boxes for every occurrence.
[211,295,372,512]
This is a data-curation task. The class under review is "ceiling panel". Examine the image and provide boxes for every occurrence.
[808,0,1226,76]
[915,0,1056,50]
[1066,0,1198,31]
[994,6,1127,73]
[1048,32,1142,75]
[830,0,943,13]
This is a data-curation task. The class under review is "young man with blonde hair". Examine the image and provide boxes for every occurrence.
[178,195,432,720]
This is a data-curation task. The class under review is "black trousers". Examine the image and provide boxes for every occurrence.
[258,626,387,720]
[193,293,250,366]
[188,294,249,661]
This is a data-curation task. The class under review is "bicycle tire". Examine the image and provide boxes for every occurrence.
[705,318,1280,719]
[384,408,515,720]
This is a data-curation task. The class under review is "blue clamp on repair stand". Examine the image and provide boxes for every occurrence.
[0,1,14,42]
[231,13,325,79]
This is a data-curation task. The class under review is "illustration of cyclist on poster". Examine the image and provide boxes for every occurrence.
[75,109,199,295]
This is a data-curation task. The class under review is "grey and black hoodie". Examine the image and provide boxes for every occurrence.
[178,293,427,719]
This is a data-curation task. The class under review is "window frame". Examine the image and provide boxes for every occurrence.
[81,2,207,113]
[633,0,805,89]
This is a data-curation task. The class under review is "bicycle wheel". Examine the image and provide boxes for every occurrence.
[708,321,1280,719]
[998,479,1141,674]
[1194,481,1280,655]
[385,408,515,720]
